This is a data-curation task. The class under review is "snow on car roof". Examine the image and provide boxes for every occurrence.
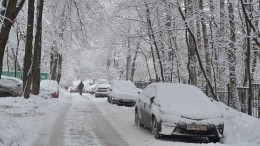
[40,80,59,90]
[112,80,137,92]
[149,83,222,119]
[151,83,208,101]
[1,76,23,84]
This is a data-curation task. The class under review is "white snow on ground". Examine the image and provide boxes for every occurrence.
[89,96,260,146]
[0,89,70,146]
[0,91,259,146]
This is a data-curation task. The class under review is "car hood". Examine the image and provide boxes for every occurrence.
[111,91,138,100]
[157,100,223,120]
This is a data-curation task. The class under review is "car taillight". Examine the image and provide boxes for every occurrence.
[51,92,57,98]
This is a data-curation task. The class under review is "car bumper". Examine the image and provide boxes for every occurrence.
[160,123,224,138]
[95,92,108,97]
[113,98,136,106]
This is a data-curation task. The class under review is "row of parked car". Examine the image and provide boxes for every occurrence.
[0,76,60,98]
[87,79,225,143]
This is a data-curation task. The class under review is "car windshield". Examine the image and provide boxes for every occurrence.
[0,77,22,87]
[113,81,137,93]
[98,79,109,84]
[156,83,208,102]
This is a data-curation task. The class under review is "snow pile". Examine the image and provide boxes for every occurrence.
[0,119,23,146]
[215,102,260,146]
[0,88,70,146]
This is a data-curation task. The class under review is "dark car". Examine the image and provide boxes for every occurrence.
[0,76,23,97]
[135,83,224,142]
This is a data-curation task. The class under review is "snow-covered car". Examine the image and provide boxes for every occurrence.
[40,80,59,98]
[0,76,23,97]
[135,83,224,142]
[85,80,96,93]
[90,79,109,95]
[68,85,79,93]
[94,83,110,97]
[108,80,139,106]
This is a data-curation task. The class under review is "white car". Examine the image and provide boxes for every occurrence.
[135,83,224,142]
[90,79,109,95]
[108,80,139,107]
[40,80,59,98]
[94,83,110,97]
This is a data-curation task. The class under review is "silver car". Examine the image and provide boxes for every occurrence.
[0,76,23,97]
[135,83,224,142]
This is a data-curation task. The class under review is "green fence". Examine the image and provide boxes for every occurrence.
[2,71,48,80]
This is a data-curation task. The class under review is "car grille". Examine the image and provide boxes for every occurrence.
[97,88,107,92]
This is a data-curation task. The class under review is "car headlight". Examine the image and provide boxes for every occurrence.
[218,124,224,135]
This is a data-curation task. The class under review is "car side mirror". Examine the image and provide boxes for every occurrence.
[17,84,21,87]
[150,96,155,103]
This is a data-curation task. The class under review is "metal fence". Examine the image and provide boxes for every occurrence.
[203,84,260,118]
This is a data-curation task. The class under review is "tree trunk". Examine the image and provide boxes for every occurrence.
[228,1,240,110]
[23,0,35,98]
[130,43,139,82]
[0,0,25,78]
[145,3,159,81]
[32,0,44,95]
[186,0,197,85]
[145,3,164,82]
[199,0,211,92]
[56,53,62,84]
[218,0,227,89]
[51,51,58,80]
[178,3,217,101]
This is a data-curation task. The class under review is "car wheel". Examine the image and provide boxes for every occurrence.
[1,93,12,97]
[107,96,110,102]
[208,137,220,143]
[135,109,144,127]
[111,98,114,104]
[152,117,160,139]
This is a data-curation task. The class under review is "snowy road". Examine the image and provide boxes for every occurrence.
[32,93,229,146]
[33,94,127,146]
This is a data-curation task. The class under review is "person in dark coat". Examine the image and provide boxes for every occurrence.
[78,81,84,95]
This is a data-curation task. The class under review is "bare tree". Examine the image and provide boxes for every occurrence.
[23,0,35,98]
[32,0,44,95]
[227,1,240,110]
[0,0,25,78]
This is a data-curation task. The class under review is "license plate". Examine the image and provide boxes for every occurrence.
[187,125,207,131]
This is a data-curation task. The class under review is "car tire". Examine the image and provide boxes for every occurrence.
[1,92,12,97]
[111,98,114,104]
[208,137,220,143]
[107,96,110,102]
[152,117,161,139]
[135,109,144,127]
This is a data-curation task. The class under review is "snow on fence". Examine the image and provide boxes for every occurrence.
[202,84,260,118]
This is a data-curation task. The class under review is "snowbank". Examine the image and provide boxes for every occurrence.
[0,88,70,146]
[215,102,260,146]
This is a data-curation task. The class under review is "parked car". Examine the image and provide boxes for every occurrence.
[107,80,139,106]
[68,85,79,93]
[94,83,110,97]
[0,76,23,97]
[135,83,224,142]
[90,79,109,95]
[40,80,59,98]
[85,80,96,93]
